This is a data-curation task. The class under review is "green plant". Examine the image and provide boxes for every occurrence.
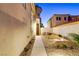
[68,33,79,44]
[56,44,67,49]
[62,44,67,49]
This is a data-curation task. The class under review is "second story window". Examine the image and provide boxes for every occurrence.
[56,17,61,21]
[59,17,61,21]
[64,17,67,21]
[56,17,59,20]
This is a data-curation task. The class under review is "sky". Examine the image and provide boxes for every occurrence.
[35,3,79,27]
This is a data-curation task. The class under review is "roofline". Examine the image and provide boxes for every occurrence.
[53,14,70,16]
[35,5,42,11]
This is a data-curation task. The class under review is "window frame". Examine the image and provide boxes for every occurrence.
[64,17,67,21]
[59,17,61,21]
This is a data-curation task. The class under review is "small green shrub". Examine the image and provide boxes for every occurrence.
[62,44,67,49]
[68,33,79,44]
[56,44,67,49]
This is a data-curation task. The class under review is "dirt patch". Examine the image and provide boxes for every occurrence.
[20,37,35,56]
[42,35,79,56]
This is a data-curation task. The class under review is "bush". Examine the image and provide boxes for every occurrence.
[47,32,52,35]
[58,34,62,37]
[62,44,67,49]
[70,46,74,49]
[56,44,67,49]
[68,33,79,44]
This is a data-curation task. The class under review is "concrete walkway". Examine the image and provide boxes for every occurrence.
[31,36,47,56]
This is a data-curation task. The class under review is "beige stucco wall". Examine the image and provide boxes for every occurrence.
[53,22,79,37]
[0,3,32,56]
[33,18,41,35]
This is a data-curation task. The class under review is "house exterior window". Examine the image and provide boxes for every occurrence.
[56,17,59,20]
[64,17,67,21]
[56,17,61,21]
[68,16,71,21]
[59,17,61,21]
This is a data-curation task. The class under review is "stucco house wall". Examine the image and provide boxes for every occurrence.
[53,22,79,37]
[0,3,33,56]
